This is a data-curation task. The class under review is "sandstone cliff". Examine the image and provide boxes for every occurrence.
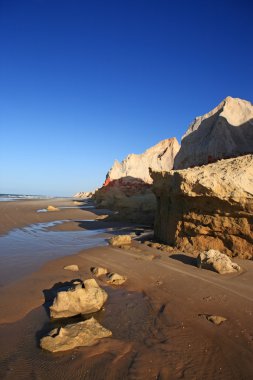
[94,177,156,224]
[174,97,253,169]
[152,155,253,259]
[94,138,180,224]
[106,138,180,184]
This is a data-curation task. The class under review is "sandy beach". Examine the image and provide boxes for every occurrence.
[0,199,253,380]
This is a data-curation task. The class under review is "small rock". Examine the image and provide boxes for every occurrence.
[47,205,60,212]
[64,265,79,272]
[106,272,127,285]
[40,317,112,352]
[207,315,227,325]
[95,215,108,220]
[90,267,108,277]
[109,235,132,246]
[50,279,108,319]
[197,249,241,274]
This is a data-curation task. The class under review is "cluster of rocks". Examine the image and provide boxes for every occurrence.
[40,265,127,353]
[91,265,127,285]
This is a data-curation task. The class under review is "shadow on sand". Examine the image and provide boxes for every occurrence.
[169,253,197,267]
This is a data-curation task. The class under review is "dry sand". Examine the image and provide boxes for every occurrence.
[0,199,252,379]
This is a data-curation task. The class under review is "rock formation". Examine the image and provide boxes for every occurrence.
[73,191,94,199]
[197,250,241,274]
[151,155,253,259]
[94,138,179,224]
[174,97,253,169]
[40,317,112,352]
[94,177,156,224]
[50,279,108,319]
[106,138,180,184]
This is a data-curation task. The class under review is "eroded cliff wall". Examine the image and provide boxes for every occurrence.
[152,155,253,258]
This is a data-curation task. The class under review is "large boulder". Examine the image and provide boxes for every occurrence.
[174,97,253,169]
[107,138,180,184]
[197,250,241,274]
[40,317,112,352]
[152,154,253,259]
[50,279,108,319]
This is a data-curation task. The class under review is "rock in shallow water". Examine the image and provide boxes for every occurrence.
[50,279,108,319]
[197,250,241,274]
[40,317,112,352]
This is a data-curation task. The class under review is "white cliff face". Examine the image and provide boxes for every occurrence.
[174,97,253,169]
[107,138,180,183]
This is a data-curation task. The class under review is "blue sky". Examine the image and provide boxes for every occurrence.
[0,0,252,196]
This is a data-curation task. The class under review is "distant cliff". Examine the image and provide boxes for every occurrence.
[94,138,180,224]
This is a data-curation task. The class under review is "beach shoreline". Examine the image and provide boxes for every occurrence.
[0,199,253,379]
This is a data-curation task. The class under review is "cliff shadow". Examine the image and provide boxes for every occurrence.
[169,253,197,267]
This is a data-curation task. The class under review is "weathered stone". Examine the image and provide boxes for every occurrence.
[207,315,227,325]
[90,267,108,277]
[109,235,132,246]
[47,205,60,212]
[64,265,79,272]
[40,317,112,352]
[174,97,253,169]
[152,155,253,258]
[197,250,241,274]
[50,279,108,319]
[106,272,127,285]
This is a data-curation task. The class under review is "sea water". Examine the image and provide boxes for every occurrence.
[0,220,107,285]
[0,194,52,202]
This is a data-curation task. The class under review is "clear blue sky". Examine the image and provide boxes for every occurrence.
[0,0,252,196]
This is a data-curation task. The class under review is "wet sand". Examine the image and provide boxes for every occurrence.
[0,199,253,379]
